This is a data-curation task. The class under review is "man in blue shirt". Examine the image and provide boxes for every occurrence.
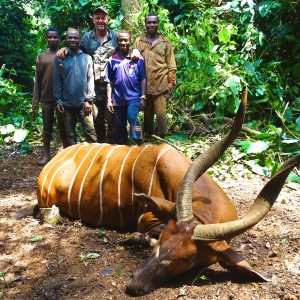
[105,30,146,145]
[53,28,97,147]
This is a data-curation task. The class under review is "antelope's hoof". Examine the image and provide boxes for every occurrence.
[120,232,157,247]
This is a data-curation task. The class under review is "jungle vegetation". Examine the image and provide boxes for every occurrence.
[0,0,299,179]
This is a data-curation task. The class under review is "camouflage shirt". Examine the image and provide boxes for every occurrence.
[80,29,118,83]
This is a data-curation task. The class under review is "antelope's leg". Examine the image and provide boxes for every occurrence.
[120,232,157,247]
[120,213,166,247]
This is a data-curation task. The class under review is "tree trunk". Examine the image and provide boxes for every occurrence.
[121,0,143,31]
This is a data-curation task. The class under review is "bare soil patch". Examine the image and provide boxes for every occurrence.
[0,145,299,300]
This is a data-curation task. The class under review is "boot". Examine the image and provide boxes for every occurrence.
[38,156,51,166]
[38,132,51,165]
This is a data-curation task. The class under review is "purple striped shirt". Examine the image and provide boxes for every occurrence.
[105,52,146,106]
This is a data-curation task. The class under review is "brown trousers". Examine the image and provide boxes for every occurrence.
[144,93,168,137]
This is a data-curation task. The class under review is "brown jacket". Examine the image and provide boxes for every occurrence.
[134,35,176,95]
[33,50,57,105]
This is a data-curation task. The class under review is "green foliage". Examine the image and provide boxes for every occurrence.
[166,1,299,117]
[158,0,299,171]
[31,235,42,242]
[288,173,300,183]
[235,125,299,177]
[0,0,39,91]
[0,0,299,176]
[42,0,121,37]
[97,230,106,237]
[0,271,6,295]
[115,267,123,276]
[0,65,39,151]
[79,252,101,261]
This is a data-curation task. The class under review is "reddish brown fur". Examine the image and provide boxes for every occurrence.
[37,143,236,231]
[37,89,298,295]
[37,142,244,296]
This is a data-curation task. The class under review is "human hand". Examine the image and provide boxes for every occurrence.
[139,99,145,111]
[32,104,38,114]
[107,100,114,113]
[57,47,68,59]
[165,88,172,101]
[83,101,93,114]
[56,103,64,113]
[131,48,140,61]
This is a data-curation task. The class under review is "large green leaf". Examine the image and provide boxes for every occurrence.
[247,141,270,153]
[288,173,300,183]
[283,108,293,123]
[194,101,205,111]
[244,160,269,176]
[295,117,300,132]
[225,76,240,95]
[281,139,299,154]
[257,1,275,17]
[244,61,255,75]
[218,27,230,44]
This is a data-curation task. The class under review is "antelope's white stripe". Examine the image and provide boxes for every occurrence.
[147,146,173,196]
[77,144,103,219]
[131,146,149,218]
[40,145,76,206]
[97,145,123,226]
[118,146,135,228]
[46,144,88,207]
[67,145,97,214]
[136,146,173,232]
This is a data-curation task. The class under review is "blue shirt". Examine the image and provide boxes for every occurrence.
[105,53,146,106]
[53,49,95,108]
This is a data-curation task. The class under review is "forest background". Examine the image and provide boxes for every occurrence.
[0,0,299,180]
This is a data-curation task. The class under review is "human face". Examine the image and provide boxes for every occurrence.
[92,13,109,33]
[145,16,159,36]
[66,30,80,52]
[117,32,131,56]
[46,31,59,51]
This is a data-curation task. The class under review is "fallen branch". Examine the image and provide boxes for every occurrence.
[150,135,181,151]
[198,114,261,135]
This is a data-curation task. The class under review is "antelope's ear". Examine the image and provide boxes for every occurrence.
[211,241,272,282]
[134,193,175,223]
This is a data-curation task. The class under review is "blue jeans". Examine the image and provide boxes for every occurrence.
[113,101,142,144]
[60,106,97,147]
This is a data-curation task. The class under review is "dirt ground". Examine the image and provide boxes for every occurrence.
[0,144,299,300]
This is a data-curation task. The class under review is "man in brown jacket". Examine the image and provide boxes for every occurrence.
[134,13,176,138]
[32,28,67,165]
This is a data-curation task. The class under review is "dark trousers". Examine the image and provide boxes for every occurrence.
[113,101,142,145]
[41,102,67,146]
[94,81,113,143]
[93,101,113,143]
[41,102,55,136]
[144,93,168,137]
[60,107,97,147]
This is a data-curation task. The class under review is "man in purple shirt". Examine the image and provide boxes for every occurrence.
[105,30,146,145]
